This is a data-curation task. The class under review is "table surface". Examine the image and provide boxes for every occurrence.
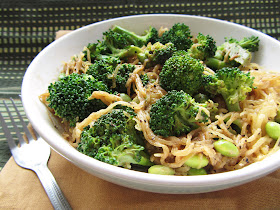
[0,0,280,170]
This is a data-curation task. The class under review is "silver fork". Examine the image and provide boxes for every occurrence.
[0,99,72,210]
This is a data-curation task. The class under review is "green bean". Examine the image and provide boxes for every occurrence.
[188,168,207,176]
[119,93,132,102]
[275,108,280,123]
[184,154,209,169]
[148,165,175,175]
[214,139,239,157]
[265,121,280,140]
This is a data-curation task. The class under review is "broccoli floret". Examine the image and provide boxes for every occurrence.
[83,41,111,61]
[98,30,142,60]
[102,29,143,59]
[111,64,151,93]
[149,90,210,137]
[193,92,219,121]
[137,42,177,67]
[165,32,216,61]
[140,73,150,87]
[159,53,204,96]
[87,57,132,93]
[206,42,252,70]
[86,57,121,86]
[188,33,217,61]
[204,67,254,112]
[47,73,108,126]
[77,106,153,168]
[159,23,193,50]
[83,29,143,62]
[226,35,260,52]
[193,93,210,103]
[112,25,159,47]
[103,29,131,49]
[205,36,260,70]
[87,57,149,94]
[111,64,136,93]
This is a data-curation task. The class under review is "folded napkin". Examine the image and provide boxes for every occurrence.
[0,149,280,209]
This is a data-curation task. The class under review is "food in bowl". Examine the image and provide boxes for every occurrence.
[39,22,280,176]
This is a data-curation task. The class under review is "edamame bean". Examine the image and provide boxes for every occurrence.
[265,121,280,140]
[188,168,207,176]
[214,139,239,157]
[148,165,175,175]
[184,154,209,169]
[119,93,132,102]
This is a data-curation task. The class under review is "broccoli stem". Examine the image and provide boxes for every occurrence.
[119,152,153,166]
[224,98,241,112]
[206,58,230,70]
[137,52,147,63]
[112,25,147,47]
[114,45,143,58]
[94,45,142,60]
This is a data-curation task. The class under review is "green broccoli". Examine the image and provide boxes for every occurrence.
[193,93,210,103]
[193,93,219,121]
[140,73,150,87]
[187,33,217,61]
[204,67,254,112]
[77,106,153,168]
[137,42,177,67]
[149,90,210,137]
[83,29,143,62]
[87,57,149,94]
[102,29,143,59]
[111,25,159,47]
[159,23,193,50]
[87,57,130,93]
[205,36,260,70]
[103,29,131,49]
[159,53,204,96]
[86,56,121,86]
[209,43,252,69]
[226,35,260,52]
[47,73,109,126]
[83,40,111,61]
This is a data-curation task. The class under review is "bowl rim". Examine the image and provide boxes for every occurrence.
[21,13,280,190]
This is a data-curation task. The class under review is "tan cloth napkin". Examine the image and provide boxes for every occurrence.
[1,149,280,209]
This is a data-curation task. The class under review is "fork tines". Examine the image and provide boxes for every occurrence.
[0,99,37,146]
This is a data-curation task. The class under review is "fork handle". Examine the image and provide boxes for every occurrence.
[34,164,72,210]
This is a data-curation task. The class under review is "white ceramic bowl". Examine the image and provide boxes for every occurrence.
[21,14,280,194]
